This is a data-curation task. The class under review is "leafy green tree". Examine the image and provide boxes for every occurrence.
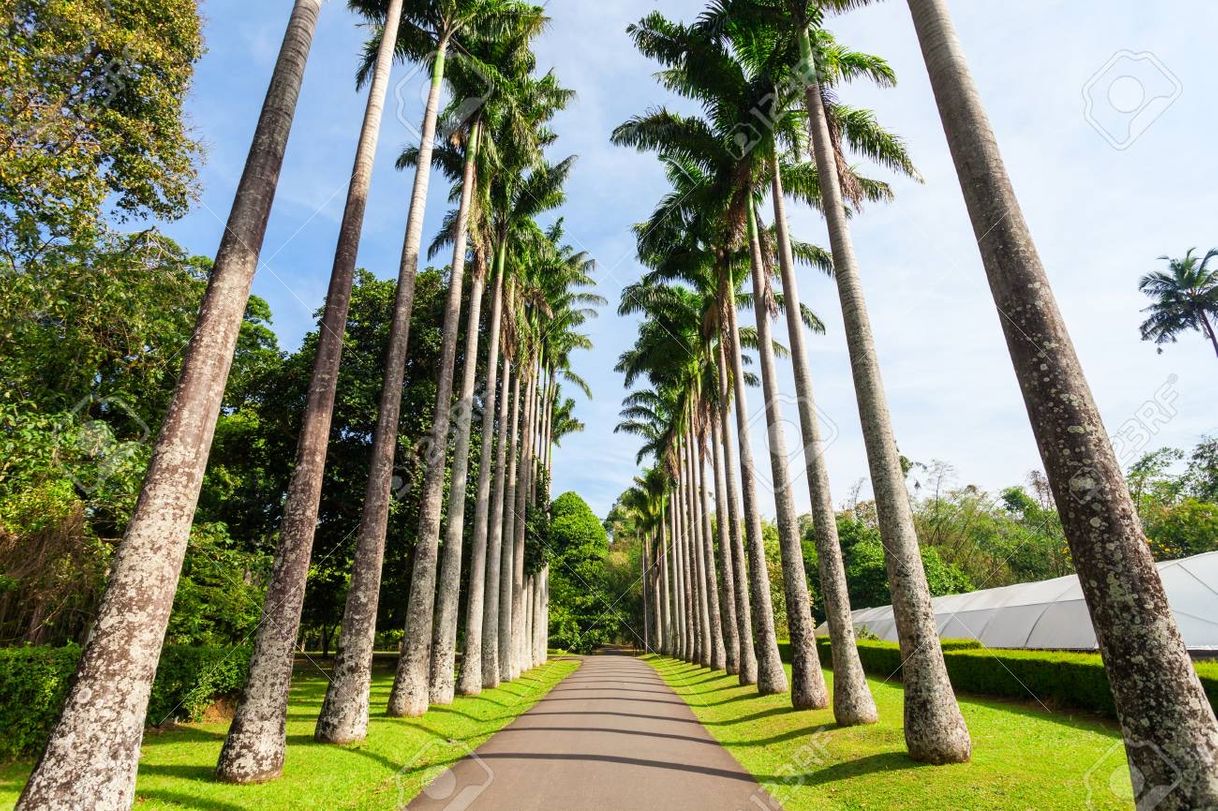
[547,492,614,653]
[0,0,202,265]
[824,514,972,611]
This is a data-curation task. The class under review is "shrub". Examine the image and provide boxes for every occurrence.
[146,645,252,724]
[802,637,1218,719]
[0,644,79,760]
[0,644,250,760]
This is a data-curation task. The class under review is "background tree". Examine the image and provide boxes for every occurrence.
[1138,248,1218,360]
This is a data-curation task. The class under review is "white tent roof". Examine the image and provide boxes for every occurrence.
[816,550,1218,651]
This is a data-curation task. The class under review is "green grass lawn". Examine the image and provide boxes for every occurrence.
[647,655,1133,811]
[0,657,578,810]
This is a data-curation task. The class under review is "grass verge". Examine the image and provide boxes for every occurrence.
[647,655,1132,810]
[0,657,578,810]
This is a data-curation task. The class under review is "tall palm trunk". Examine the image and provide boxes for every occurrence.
[771,164,876,726]
[670,492,686,660]
[430,128,487,706]
[695,435,726,670]
[484,356,513,687]
[511,365,537,678]
[724,285,787,694]
[711,415,740,675]
[315,39,451,743]
[542,370,556,472]
[16,5,322,806]
[460,262,506,696]
[660,511,673,655]
[523,575,534,668]
[800,30,969,762]
[647,533,661,652]
[386,76,478,720]
[907,0,1218,794]
[217,3,402,781]
[498,367,521,678]
[680,437,701,664]
[539,564,550,663]
[747,206,827,710]
[689,434,713,667]
[717,342,757,685]
[681,448,699,663]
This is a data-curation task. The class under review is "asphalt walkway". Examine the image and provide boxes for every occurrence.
[407,651,775,810]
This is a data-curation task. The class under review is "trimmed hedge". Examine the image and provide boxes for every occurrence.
[793,636,1218,720]
[778,637,980,676]
[0,644,250,760]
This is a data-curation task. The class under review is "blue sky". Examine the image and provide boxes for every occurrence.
[165,1,1218,519]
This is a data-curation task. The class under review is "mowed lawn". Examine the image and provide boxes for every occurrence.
[648,655,1132,811]
[0,657,579,810]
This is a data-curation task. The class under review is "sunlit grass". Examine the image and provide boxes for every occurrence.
[0,657,578,810]
[648,655,1131,810]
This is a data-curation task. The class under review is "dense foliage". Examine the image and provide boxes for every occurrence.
[548,491,618,653]
[0,245,472,649]
[0,644,250,759]
[0,0,202,265]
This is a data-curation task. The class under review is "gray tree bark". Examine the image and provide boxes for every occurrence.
[386,63,475,719]
[747,206,827,710]
[801,31,969,762]
[483,355,512,688]
[671,494,686,660]
[17,5,321,807]
[660,512,673,655]
[510,365,537,678]
[711,415,740,675]
[460,266,506,696]
[498,367,521,679]
[695,437,726,670]
[724,286,787,694]
[682,437,706,665]
[429,123,485,706]
[771,164,877,726]
[681,453,699,663]
[216,3,403,781]
[315,39,452,743]
[717,343,757,685]
[907,0,1218,795]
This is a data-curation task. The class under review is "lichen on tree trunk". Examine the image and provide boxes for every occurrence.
[906,0,1217,795]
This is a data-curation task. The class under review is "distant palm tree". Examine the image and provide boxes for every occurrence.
[1139,248,1218,359]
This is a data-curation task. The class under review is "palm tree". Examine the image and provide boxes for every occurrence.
[1139,249,1218,359]
[617,16,825,699]
[479,353,512,688]
[419,54,571,709]
[769,158,877,726]
[692,421,726,669]
[216,0,405,782]
[745,199,827,709]
[906,0,1218,799]
[698,0,969,756]
[315,0,539,742]
[387,0,550,720]
[497,363,523,681]
[17,2,323,805]
[709,398,741,675]
[615,170,783,689]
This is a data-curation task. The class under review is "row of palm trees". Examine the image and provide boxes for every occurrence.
[17,1,597,808]
[610,1,1218,806]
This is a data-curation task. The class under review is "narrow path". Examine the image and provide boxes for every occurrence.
[408,652,774,810]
